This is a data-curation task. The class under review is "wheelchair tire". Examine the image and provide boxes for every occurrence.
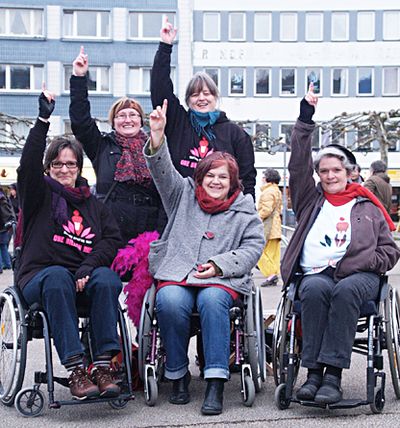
[0,288,28,406]
[370,388,385,414]
[254,286,266,382]
[15,388,45,417]
[145,375,158,407]
[385,286,400,398]
[242,375,255,407]
[272,294,286,386]
[274,383,291,410]
[138,284,157,381]
[109,398,129,410]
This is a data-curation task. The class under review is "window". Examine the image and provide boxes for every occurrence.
[331,12,349,41]
[305,12,323,41]
[280,124,295,148]
[280,68,296,96]
[204,68,219,88]
[254,68,270,95]
[229,12,245,41]
[331,68,348,95]
[63,10,110,38]
[357,11,375,41]
[0,8,43,37]
[129,67,151,94]
[383,67,400,95]
[254,12,271,41]
[64,119,110,135]
[229,68,245,96]
[357,67,373,96]
[383,11,400,40]
[129,12,176,39]
[280,13,297,41]
[203,12,220,41]
[253,123,270,151]
[0,64,43,91]
[64,66,110,92]
[0,119,32,149]
[306,68,322,94]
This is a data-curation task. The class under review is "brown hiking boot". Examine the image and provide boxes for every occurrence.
[91,366,121,397]
[68,366,100,400]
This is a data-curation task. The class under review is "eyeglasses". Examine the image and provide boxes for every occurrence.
[50,161,78,169]
[114,113,141,120]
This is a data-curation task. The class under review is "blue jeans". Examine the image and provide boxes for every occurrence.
[156,286,233,380]
[0,231,11,268]
[22,265,122,365]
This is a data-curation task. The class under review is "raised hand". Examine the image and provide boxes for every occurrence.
[38,82,55,120]
[149,99,168,150]
[305,82,318,107]
[72,45,88,77]
[160,15,177,44]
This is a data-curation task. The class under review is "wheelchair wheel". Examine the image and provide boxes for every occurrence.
[274,383,291,410]
[254,286,266,382]
[138,284,157,381]
[242,375,255,407]
[0,288,28,406]
[145,375,158,407]
[272,294,286,385]
[384,286,400,398]
[370,388,385,414]
[109,398,129,410]
[15,388,45,417]
[245,288,262,392]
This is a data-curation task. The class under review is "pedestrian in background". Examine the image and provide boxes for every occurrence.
[0,188,15,272]
[364,160,392,215]
[257,169,282,286]
[350,164,364,184]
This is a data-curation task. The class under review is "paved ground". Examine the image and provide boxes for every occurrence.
[1,262,400,427]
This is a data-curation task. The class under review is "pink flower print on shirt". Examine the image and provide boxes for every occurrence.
[335,217,349,247]
[71,210,83,235]
[62,210,95,240]
[185,137,215,169]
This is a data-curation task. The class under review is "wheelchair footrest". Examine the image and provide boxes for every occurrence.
[328,399,368,409]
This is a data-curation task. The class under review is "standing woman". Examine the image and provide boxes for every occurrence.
[151,17,256,199]
[257,168,282,286]
[69,47,166,244]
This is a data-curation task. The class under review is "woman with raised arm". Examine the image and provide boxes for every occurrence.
[151,17,256,200]
[69,47,166,244]
[144,100,264,415]
[281,84,400,404]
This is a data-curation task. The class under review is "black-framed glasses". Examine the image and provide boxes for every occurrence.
[50,161,78,169]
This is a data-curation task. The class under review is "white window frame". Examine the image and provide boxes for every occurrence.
[63,65,110,93]
[331,12,349,41]
[0,8,43,37]
[0,64,43,92]
[280,12,297,41]
[229,68,246,96]
[254,68,271,96]
[128,67,152,95]
[357,67,374,96]
[280,68,297,96]
[128,12,176,40]
[357,11,375,41]
[203,12,220,41]
[254,12,271,41]
[331,68,348,96]
[383,11,400,40]
[305,12,323,41]
[382,67,400,96]
[63,10,110,39]
[229,12,245,41]
[203,68,220,90]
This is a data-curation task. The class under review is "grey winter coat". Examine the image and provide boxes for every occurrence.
[144,140,264,295]
[281,119,400,285]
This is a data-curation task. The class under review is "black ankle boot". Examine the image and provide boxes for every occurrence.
[314,373,342,404]
[169,371,191,405]
[296,372,323,401]
[201,378,225,415]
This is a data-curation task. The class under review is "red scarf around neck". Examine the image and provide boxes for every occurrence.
[324,183,395,231]
[195,186,240,214]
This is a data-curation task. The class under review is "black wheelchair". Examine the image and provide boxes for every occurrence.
[137,281,266,407]
[272,274,400,414]
[0,284,134,417]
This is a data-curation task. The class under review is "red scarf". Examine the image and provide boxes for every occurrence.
[324,183,395,231]
[195,186,240,214]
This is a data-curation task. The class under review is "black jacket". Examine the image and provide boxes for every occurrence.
[16,119,123,290]
[151,42,256,200]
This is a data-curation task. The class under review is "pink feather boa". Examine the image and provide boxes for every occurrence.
[111,231,159,325]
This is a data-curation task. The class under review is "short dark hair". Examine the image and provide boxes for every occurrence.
[194,151,242,196]
[262,168,281,184]
[43,137,83,173]
[353,164,362,173]
[370,160,387,174]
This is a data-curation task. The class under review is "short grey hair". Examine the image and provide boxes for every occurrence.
[313,147,354,174]
[185,72,220,106]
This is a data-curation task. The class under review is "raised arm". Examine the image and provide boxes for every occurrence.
[69,46,102,161]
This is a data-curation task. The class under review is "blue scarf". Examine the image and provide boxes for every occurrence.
[189,109,220,142]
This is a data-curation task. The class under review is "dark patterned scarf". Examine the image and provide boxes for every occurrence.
[114,131,152,186]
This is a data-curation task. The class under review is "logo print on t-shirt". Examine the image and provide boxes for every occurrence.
[180,137,214,169]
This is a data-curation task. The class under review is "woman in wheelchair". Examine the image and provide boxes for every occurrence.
[16,88,124,400]
[281,83,400,405]
[143,100,264,415]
